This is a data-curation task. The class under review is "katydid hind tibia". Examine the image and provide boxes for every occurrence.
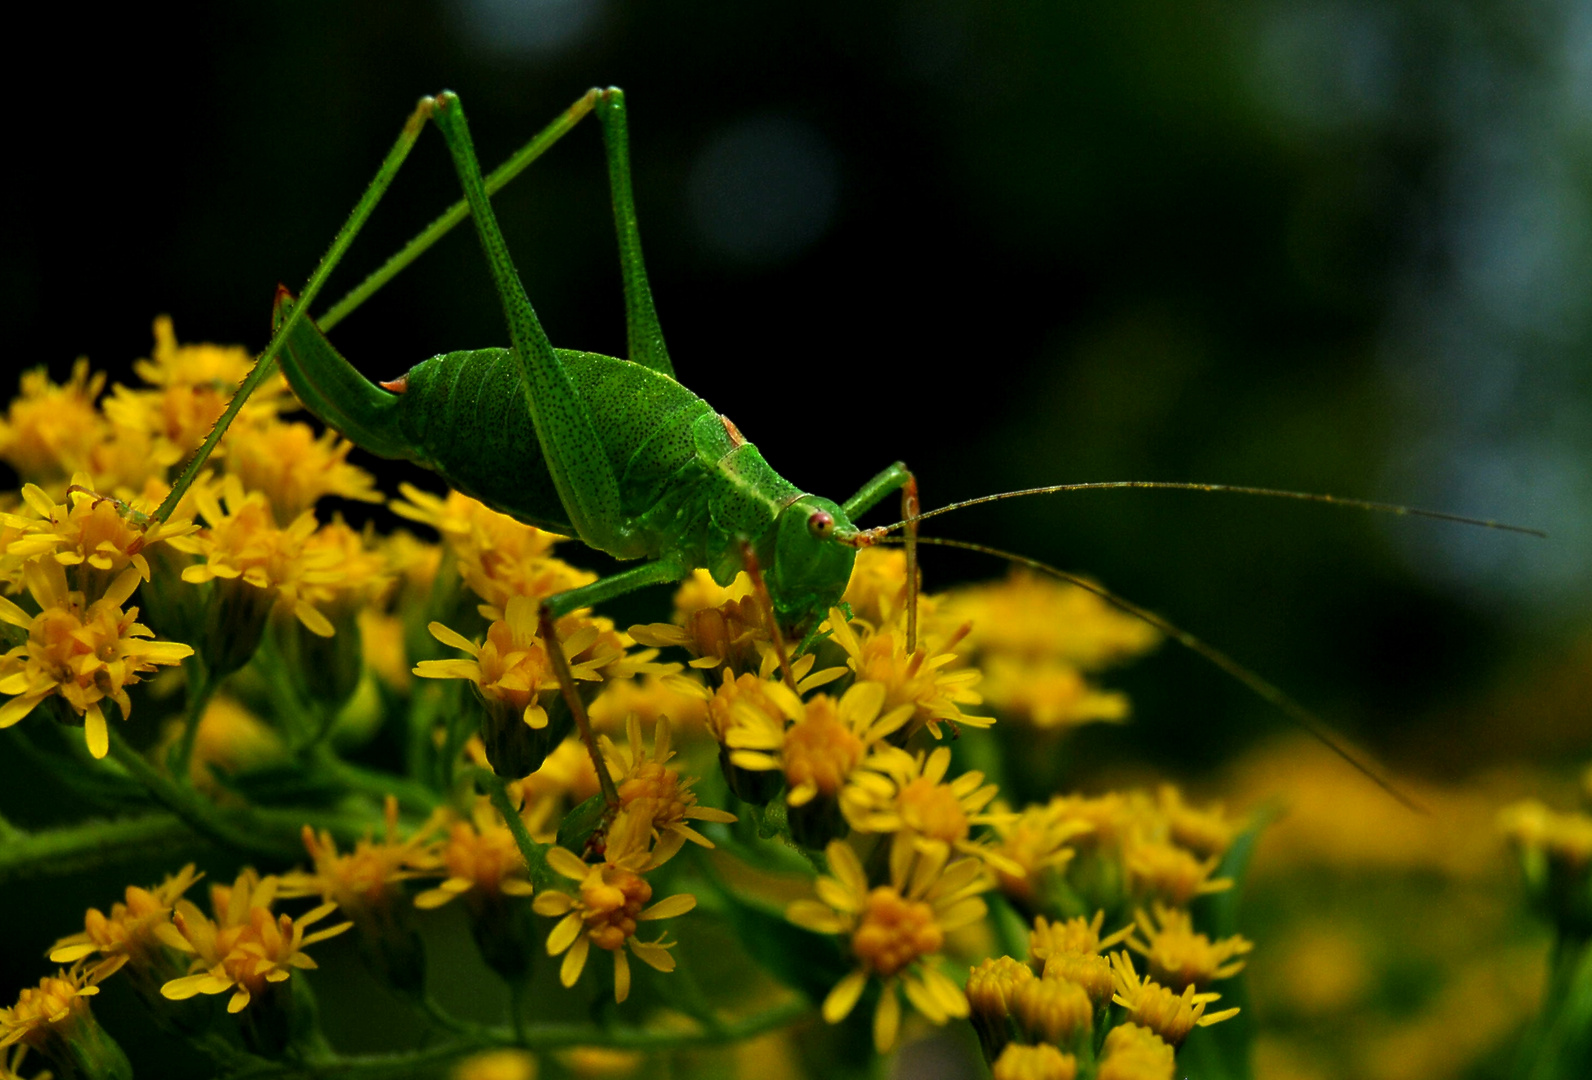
[155,87,1538,799]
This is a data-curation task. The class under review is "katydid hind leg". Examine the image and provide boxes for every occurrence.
[429,92,634,558]
[594,88,674,379]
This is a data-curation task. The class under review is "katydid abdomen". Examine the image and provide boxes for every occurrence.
[272,294,837,613]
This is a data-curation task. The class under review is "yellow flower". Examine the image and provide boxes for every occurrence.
[1,477,197,598]
[1010,975,1093,1047]
[392,483,593,612]
[279,796,445,916]
[1108,951,1239,1047]
[531,822,697,1003]
[1096,1022,1175,1080]
[600,714,736,861]
[1028,912,1132,1008]
[170,474,348,636]
[826,609,987,739]
[786,841,988,1053]
[224,416,381,521]
[0,961,114,1054]
[1125,903,1252,989]
[588,672,711,737]
[1029,911,1133,967]
[48,864,202,975]
[159,869,353,1013]
[1123,834,1233,906]
[987,803,1093,904]
[412,802,536,910]
[942,570,1160,670]
[0,561,192,757]
[415,598,624,731]
[978,656,1130,732]
[839,547,934,630]
[1155,785,1241,860]
[991,1042,1078,1080]
[842,744,1021,876]
[0,360,108,486]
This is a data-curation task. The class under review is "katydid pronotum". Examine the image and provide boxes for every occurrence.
[151,87,1540,804]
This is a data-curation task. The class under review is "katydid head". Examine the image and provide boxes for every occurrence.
[766,496,860,634]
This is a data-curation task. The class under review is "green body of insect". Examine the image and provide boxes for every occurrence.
[190,87,911,634]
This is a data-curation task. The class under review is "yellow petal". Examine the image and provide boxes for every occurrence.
[822,968,868,1024]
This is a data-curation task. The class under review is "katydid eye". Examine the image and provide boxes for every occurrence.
[808,510,835,538]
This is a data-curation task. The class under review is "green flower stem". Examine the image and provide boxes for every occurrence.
[474,768,555,889]
[107,728,305,860]
[0,812,202,884]
[222,997,811,1079]
[0,808,22,842]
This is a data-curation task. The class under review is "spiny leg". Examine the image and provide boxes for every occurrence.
[593,88,673,377]
[430,92,633,557]
[153,99,438,523]
[319,90,603,333]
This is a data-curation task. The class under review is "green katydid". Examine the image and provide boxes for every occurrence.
[152,87,1539,800]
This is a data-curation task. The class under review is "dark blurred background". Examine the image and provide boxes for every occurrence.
[5,0,1587,785]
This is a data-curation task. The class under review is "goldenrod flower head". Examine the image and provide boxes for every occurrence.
[1155,785,1240,860]
[224,417,381,522]
[48,864,202,975]
[2,479,197,598]
[416,598,619,731]
[1123,834,1233,906]
[631,578,770,678]
[0,360,108,485]
[393,483,592,611]
[1096,1022,1175,1080]
[978,656,1130,732]
[786,841,988,1052]
[601,714,736,860]
[1042,952,1117,1010]
[826,609,986,739]
[0,561,192,757]
[159,868,353,1013]
[1029,911,1132,969]
[781,682,915,808]
[943,571,1160,670]
[702,669,788,766]
[991,1042,1078,1080]
[1108,951,1238,1047]
[171,475,348,636]
[137,316,260,390]
[1126,903,1252,989]
[531,842,697,1003]
[1010,975,1092,1046]
[1029,911,1131,1008]
[1045,792,1140,850]
[966,955,1035,1023]
[843,744,1020,876]
[988,803,1092,903]
[454,1048,537,1080]
[280,796,445,916]
[839,547,937,630]
[412,802,536,910]
[504,736,601,836]
[0,962,113,1054]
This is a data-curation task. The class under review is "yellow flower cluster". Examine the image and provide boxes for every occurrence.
[1,322,1268,1078]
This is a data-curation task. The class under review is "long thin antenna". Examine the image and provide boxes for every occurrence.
[895,534,1427,813]
[877,482,1546,538]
